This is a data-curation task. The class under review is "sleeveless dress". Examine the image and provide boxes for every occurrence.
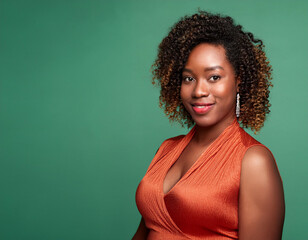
[135,119,272,240]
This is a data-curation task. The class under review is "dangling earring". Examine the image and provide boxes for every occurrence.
[236,93,240,118]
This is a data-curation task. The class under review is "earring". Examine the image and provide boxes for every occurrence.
[236,93,240,118]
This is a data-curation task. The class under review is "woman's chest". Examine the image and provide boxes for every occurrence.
[163,143,208,194]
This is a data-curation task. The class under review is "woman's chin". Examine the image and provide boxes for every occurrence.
[191,112,235,129]
[191,116,216,128]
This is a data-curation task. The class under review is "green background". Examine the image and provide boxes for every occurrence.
[0,0,307,239]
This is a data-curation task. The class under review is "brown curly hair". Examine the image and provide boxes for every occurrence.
[151,11,272,133]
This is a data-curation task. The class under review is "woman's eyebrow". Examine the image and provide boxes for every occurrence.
[204,66,224,71]
[182,68,193,73]
[182,66,224,73]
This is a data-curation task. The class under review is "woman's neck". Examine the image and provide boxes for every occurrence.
[192,117,236,147]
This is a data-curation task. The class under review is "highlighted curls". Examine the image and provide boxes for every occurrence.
[151,11,272,133]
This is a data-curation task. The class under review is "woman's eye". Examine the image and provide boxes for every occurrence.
[209,75,221,81]
[182,76,194,82]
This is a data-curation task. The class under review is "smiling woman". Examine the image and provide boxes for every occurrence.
[132,11,285,240]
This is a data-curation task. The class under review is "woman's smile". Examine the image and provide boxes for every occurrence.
[191,102,215,114]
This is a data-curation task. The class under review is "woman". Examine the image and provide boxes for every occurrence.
[133,11,285,240]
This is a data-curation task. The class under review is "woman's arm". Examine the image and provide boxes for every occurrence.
[132,217,149,240]
[239,146,285,240]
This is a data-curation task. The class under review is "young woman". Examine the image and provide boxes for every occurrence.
[133,11,285,240]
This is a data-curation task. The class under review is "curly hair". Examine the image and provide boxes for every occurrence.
[151,11,272,133]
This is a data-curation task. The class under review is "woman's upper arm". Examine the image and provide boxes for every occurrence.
[239,145,285,240]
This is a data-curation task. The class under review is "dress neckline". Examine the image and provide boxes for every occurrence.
[162,118,239,196]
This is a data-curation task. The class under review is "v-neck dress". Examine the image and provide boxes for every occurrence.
[135,119,269,239]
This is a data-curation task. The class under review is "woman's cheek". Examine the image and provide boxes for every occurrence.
[212,82,236,99]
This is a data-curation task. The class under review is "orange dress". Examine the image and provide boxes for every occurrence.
[135,119,271,240]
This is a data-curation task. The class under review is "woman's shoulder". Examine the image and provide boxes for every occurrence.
[237,127,262,147]
[240,137,282,188]
[164,134,186,144]
[157,134,185,155]
[242,145,276,169]
[145,134,186,173]
[236,127,278,170]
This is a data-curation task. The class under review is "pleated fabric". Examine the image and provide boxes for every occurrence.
[135,119,267,240]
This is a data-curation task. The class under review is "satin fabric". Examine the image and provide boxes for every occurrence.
[136,119,268,239]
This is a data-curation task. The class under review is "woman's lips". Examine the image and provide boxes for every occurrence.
[191,103,214,114]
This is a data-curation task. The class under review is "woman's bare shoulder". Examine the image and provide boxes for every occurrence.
[241,145,283,197]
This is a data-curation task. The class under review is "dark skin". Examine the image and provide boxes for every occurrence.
[132,43,285,240]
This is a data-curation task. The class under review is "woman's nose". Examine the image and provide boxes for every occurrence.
[193,80,209,98]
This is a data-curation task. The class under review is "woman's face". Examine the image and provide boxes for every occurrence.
[180,43,239,128]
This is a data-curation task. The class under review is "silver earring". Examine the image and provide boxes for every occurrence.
[236,93,240,118]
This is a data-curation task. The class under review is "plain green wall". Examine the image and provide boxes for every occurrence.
[0,0,307,239]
